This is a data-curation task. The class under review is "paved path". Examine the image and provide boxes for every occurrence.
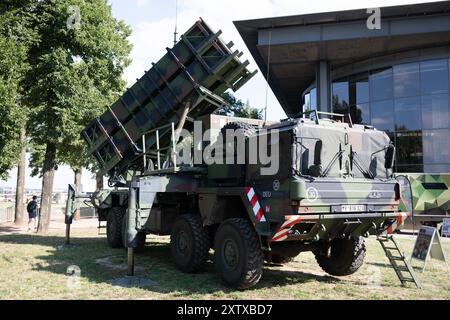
[0,210,98,235]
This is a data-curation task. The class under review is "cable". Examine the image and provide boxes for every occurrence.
[264,29,272,124]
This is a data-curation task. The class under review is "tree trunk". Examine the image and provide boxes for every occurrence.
[14,127,26,225]
[37,143,56,233]
[73,168,82,221]
[96,171,103,191]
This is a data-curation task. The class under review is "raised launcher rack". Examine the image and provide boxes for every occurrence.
[81,18,257,180]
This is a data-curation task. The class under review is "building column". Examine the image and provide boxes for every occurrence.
[315,60,331,112]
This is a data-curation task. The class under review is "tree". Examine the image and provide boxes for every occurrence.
[22,0,132,233]
[14,126,27,224]
[217,92,263,120]
[0,37,26,178]
[0,1,31,180]
[0,1,36,224]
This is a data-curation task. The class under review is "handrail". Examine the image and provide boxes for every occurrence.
[299,110,353,125]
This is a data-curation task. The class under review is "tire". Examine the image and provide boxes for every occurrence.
[170,214,210,273]
[214,218,264,289]
[315,236,366,276]
[220,122,256,138]
[220,122,256,164]
[106,207,125,248]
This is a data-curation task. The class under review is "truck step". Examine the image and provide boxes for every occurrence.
[389,256,405,261]
[377,235,421,289]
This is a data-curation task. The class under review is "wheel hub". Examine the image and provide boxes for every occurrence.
[223,239,239,270]
[177,230,189,254]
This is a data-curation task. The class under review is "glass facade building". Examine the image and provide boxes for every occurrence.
[303,58,450,173]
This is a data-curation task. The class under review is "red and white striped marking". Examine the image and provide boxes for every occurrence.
[271,215,303,242]
[245,187,266,222]
[387,212,409,234]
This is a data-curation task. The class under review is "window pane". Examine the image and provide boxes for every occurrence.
[420,59,449,95]
[424,164,450,173]
[303,93,311,111]
[349,73,369,104]
[421,94,450,129]
[370,68,393,101]
[393,63,420,98]
[350,103,370,125]
[395,96,421,131]
[310,88,317,110]
[395,131,423,165]
[371,99,394,132]
[423,129,450,164]
[356,79,369,104]
[332,81,349,114]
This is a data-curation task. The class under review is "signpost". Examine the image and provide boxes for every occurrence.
[442,218,450,238]
[411,225,448,273]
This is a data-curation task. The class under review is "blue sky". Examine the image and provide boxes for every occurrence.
[109,0,175,28]
[1,0,434,191]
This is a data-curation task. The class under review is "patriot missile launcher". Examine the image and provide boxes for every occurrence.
[65,19,406,289]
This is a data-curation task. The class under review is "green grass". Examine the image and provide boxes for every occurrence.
[0,229,449,300]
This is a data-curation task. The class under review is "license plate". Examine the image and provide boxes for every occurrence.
[341,204,366,212]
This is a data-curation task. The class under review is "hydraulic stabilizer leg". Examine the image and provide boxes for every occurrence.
[127,248,135,276]
[126,180,139,276]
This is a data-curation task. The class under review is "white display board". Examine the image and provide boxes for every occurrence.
[442,218,450,238]
[411,225,448,273]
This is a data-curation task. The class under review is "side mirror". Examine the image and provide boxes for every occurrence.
[308,140,323,177]
[313,140,322,166]
[385,144,395,169]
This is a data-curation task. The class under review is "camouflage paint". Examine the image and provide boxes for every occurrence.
[397,173,450,224]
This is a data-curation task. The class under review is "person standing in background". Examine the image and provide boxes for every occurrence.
[26,196,39,232]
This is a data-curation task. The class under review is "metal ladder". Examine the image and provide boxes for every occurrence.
[377,234,421,288]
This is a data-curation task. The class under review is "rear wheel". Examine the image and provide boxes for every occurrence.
[214,218,263,289]
[106,207,125,248]
[170,214,210,273]
[315,236,366,276]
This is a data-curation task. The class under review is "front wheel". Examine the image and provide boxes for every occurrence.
[170,214,210,273]
[315,236,366,276]
[214,218,264,289]
[106,207,125,248]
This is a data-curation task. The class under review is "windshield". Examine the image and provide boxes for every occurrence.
[294,124,391,179]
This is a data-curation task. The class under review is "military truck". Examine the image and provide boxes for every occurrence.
[65,19,406,289]
[397,173,450,232]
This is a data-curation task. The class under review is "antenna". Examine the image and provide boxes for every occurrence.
[173,0,179,46]
[264,29,272,123]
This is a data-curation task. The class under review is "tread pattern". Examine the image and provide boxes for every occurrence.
[315,236,366,276]
[220,122,257,138]
[214,218,264,289]
[220,122,256,164]
[171,214,210,273]
[106,207,125,248]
